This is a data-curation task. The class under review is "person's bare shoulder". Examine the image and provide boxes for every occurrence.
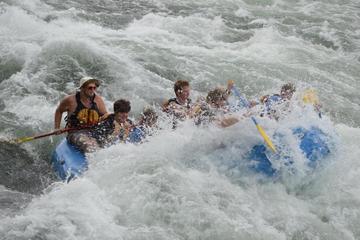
[62,94,76,105]
[94,94,108,115]
[57,94,76,112]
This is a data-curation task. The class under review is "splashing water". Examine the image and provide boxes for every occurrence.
[0,0,359,239]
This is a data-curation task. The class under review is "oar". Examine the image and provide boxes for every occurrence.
[228,80,277,153]
[303,89,322,118]
[9,126,92,144]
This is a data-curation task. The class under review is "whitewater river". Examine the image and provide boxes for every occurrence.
[0,0,359,239]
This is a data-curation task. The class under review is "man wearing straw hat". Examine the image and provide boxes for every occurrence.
[54,76,108,152]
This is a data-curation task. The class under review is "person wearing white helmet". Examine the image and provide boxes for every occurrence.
[54,76,108,152]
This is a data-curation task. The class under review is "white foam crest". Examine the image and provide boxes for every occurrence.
[3,93,54,128]
[235,7,252,18]
[0,3,124,55]
[120,12,342,74]
[239,26,337,65]
[0,5,50,41]
[0,179,127,239]
[125,13,227,50]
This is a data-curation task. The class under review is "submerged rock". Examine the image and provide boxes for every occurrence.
[0,141,55,194]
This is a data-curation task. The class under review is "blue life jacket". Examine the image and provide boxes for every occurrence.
[265,94,282,109]
[261,94,283,117]
[128,127,146,143]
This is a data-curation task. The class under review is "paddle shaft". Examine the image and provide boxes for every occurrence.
[13,126,93,144]
[229,83,276,152]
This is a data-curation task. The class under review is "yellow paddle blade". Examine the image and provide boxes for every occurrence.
[256,124,277,152]
[192,105,202,114]
[227,79,235,85]
[303,89,319,105]
[12,136,34,144]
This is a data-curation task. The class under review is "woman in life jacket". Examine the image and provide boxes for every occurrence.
[54,76,108,153]
[194,87,239,128]
[259,83,296,120]
[128,107,159,143]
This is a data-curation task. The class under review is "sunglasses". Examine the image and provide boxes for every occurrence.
[87,86,97,90]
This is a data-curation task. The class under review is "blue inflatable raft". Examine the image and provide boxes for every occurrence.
[247,126,331,176]
[50,128,144,181]
[51,139,87,181]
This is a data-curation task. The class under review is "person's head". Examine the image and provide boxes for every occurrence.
[174,80,190,102]
[280,83,296,100]
[113,99,131,124]
[139,107,158,127]
[206,88,228,108]
[79,77,101,98]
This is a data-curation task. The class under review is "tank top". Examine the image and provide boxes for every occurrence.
[66,91,101,127]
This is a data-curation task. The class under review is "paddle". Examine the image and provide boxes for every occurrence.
[9,126,92,144]
[303,89,322,118]
[228,80,277,153]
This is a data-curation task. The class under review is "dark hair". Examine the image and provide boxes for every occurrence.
[141,107,157,125]
[206,88,227,104]
[280,83,296,94]
[113,99,131,113]
[174,80,189,94]
[142,107,156,118]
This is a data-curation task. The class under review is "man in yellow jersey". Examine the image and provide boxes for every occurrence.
[54,76,108,152]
